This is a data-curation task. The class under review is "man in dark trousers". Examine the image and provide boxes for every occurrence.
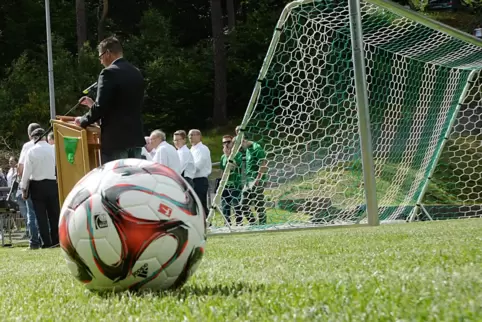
[75,36,145,164]
[21,128,59,249]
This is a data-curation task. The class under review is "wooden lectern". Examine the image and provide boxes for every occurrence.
[52,116,101,207]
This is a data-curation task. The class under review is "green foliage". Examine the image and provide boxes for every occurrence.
[123,10,213,132]
[0,53,49,141]
[0,2,286,145]
[0,36,100,146]
[461,0,482,10]
[425,134,482,205]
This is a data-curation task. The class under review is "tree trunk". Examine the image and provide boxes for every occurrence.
[226,0,236,32]
[98,0,109,42]
[75,0,87,52]
[211,0,228,126]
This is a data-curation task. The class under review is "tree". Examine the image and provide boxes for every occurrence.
[211,0,228,126]
[98,0,109,41]
[76,0,87,51]
[226,0,236,32]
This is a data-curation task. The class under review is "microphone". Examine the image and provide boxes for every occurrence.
[82,82,98,94]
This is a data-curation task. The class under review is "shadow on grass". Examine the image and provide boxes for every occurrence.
[93,282,266,299]
[174,282,266,297]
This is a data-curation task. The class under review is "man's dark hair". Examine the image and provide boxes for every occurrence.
[173,130,187,140]
[27,123,41,137]
[30,128,45,139]
[98,36,123,55]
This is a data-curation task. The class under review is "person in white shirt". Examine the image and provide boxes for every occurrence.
[0,168,7,187]
[7,156,28,237]
[150,130,182,175]
[474,25,482,39]
[173,130,195,187]
[141,136,154,161]
[21,128,59,249]
[188,129,212,217]
[47,132,55,145]
[18,123,41,250]
[141,147,152,161]
[6,157,18,188]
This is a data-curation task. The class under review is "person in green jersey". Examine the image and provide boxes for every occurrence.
[220,135,243,225]
[240,137,268,225]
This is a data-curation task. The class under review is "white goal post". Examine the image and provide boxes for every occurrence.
[207,0,482,234]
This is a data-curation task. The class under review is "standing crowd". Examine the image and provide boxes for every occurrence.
[3,35,269,251]
[5,123,59,250]
[141,126,268,226]
[5,121,268,252]
[142,128,212,218]
[218,127,268,226]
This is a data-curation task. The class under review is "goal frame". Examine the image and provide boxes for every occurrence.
[207,0,482,233]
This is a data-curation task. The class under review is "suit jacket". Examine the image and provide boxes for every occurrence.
[80,58,145,152]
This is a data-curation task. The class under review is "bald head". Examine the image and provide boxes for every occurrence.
[151,130,165,141]
[149,129,166,149]
[47,132,54,145]
[188,129,202,145]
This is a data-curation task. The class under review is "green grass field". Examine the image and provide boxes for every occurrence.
[0,219,481,321]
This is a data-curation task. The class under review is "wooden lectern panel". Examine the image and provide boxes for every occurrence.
[52,117,101,207]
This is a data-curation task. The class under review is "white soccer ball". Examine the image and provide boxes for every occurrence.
[58,159,206,292]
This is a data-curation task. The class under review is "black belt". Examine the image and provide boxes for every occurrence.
[30,179,56,183]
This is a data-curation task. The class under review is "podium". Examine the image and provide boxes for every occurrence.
[52,116,101,207]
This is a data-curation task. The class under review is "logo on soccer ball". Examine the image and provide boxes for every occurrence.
[133,263,149,279]
[158,203,172,217]
[94,213,108,229]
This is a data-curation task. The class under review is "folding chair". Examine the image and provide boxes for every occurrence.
[0,185,20,247]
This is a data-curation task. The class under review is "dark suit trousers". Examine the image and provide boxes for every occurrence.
[101,147,142,164]
[183,176,194,189]
[30,179,60,248]
[193,177,209,219]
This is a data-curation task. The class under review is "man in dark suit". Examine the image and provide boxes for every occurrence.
[75,36,145,164]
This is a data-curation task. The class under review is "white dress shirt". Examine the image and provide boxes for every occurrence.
[6,167,21,197]
[20,141,56,189]
[141,147,152,161]
[177,145,196,179]
[18,140,35,189]
[6,167,17,187]
[152,141,182,175]
[475,28,482,38]
[18,140,35,165]
[190,142,212,178]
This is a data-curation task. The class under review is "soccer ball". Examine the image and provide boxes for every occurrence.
[58,159,206,292]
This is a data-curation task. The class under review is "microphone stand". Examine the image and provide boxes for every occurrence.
[35,82,97,144]
[82,82,97,94]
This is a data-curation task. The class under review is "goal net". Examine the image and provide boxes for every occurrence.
[207,0,482,233]
[422,70,482,220]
